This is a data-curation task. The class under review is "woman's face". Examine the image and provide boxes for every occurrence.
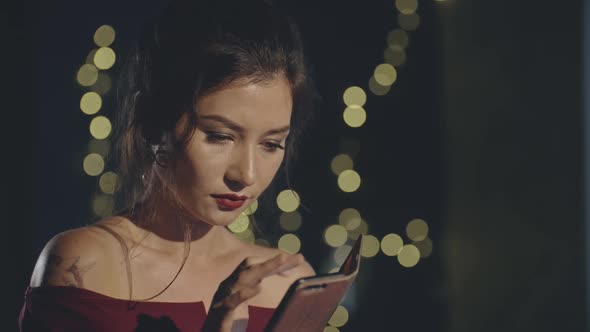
[172,75,293,226]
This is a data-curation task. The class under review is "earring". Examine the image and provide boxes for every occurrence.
[154,147,170,168]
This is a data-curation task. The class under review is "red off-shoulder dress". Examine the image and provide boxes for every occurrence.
[19,286,275,332]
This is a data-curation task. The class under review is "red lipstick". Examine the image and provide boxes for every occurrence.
[211,194,248,210]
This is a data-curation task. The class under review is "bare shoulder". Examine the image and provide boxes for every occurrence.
[29,217,128,293]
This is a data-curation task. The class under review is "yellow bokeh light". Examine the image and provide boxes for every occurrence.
[234,228,255,243]
[324,327,340,332]
[360,234,380,258]
[406,218,429,241]
[80,92,102,115]
[328,305,349,327]
[228,213,250,233]
[337,170,361,192]
[398,13,420,31]
[348,219,369,240]
[369,76,391,96]
[343,107,366,128]
[279,211,302,231]
[374,63,397,86]
[92,194,114,217]
[94,25,116,47]
[387,29,409,48]
[413,237,433,258]
[91,72,112,95]
[328,267,340,274]
[244,200,258,215]
[339,137,360,158]
[94,47,116,70]
[99,171,118,194]
[324,224,348,247]
[77,64,98,86]
[278,234,301,254]
[330,154,354,175]
[398,244,420,267]
[395,0,418,14]
[86,49,98,64]
[83,153,105,176]
[384,45,407,67]
[333,244,352,265]
[276,190,300,212]
[88,139,110,156]
[381,233,404,256]
[338,208,361,231]
[343,86,366,108]
[90,116,112,139]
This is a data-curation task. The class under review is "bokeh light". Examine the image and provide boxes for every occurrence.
[343,106,367,128]
[406,218,429,241]
[276,189,300,212]
[387,29,409,48]
[374,63,397,86]
[234,228,255,243]
[88,139,110,156]
[83,153,104,176]
[94,47,116,70]
[343,86,367,108]
[333,244,352,265]
[77,64,98,86]
[398,244,420,267]
[324,327,340,332]
[86,49,98,64]
[93,25,116,47]
[89,116,112,139]
[338,208,362,231]
[279,211,302,231]
[381,233,404,256]
[413,237,433,258]
[398,13,420,31]
[244,200,258,215]
[337,170,361,192]
[80,92,102,115]
[98,171,118,194]
[278,234,301,254]
[369,76,391,96]
[228,213,250,233]
[384,45,407,67]
[324,225,348,247]
[90,72,112,95]
[328,305,349,327]
[92,194,114,217]
[395,0,418,14]
[330,154,354,175]
[348,219,369,240]
[360,234,380,258]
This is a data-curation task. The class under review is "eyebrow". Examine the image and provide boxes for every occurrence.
[198,114,290,136]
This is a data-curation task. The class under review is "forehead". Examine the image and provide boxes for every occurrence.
[196,76,293,128]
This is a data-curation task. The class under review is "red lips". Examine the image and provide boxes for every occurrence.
[211,194,248,210]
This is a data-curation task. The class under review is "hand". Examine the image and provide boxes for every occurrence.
[201,253,304,332]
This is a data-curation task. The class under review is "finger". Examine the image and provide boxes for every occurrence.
[214,283,262,311]
[246,253,304,281]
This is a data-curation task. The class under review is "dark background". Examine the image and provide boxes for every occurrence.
[8,0,588,331]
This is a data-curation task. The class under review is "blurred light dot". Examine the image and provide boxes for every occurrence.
[94,25,116,47]
[331,154,354,175]
[90,116,112,139]
[395,0,418,14]
[255,238,271,247]
[338,170,361,192]
[77,64,98,86]
[244,200,258,215]
[92,194,114,217]
[406,218,429,241]
[339,208,361,231]
[343,86,366,108]
[228,213,250,233]
[94,47,116,70]
[381,233,404,256]
[384,45,407,67]
[360,235,380,258]
[413,237,433,258]
[339,137,360,158]
[343,107,366,128]
[86,49,98,64]
[374,63,397,86]
[280,211,302,231]
[333,244,352,265]
[398,244,420,267]
[83,153,104,176]
[369,76,391,96]
[99,171,118,194]
[324,225,348,247]
[399,13,420,31]
[328,267,340,274]
[80,92,102,115]
[387,29,409,48]
[348,219,369,240]
[278,234,301,254]
[90,72,112,95]
[328,306,349,327]
[324,327,340,332]
[88,139,110,156]
[234,228,255,243]
[276,190,300,212]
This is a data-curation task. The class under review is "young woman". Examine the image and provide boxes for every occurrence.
[20,0,318,331]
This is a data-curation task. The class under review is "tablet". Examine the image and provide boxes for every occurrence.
[263,235,363,332]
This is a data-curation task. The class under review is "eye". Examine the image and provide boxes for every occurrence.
[205,132,233,144]
[261,141,285,153]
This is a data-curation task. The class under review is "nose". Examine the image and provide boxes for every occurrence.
[225,144,256,188]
